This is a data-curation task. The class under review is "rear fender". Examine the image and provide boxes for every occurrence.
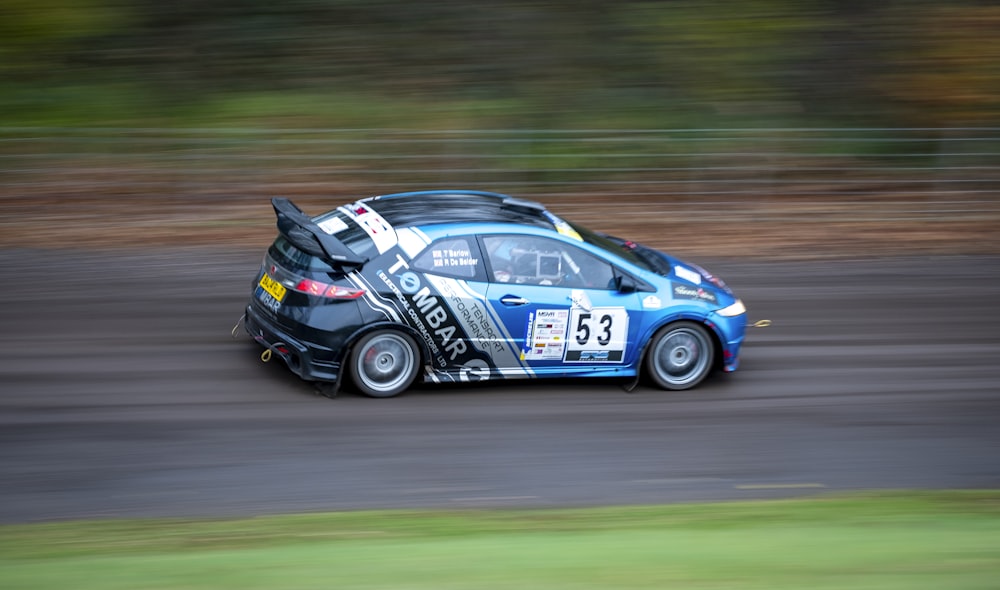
[341,322,431,371]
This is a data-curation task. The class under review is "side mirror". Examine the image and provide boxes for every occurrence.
[614,274,639,293]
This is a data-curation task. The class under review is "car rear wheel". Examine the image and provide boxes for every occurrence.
[646,321,714,390]
[349,330,420,398]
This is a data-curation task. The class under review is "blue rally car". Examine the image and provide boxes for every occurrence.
[242,191,747,397]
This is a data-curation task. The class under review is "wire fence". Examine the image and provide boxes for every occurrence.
[2,127,999,226]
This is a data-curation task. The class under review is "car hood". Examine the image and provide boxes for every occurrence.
[651,251,736,302]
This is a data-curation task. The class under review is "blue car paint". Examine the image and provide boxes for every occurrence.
[416,220,744,376]
[246,190,747,395]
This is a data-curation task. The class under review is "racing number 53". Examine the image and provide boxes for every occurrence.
[566,307,628,362]
[575,312,613,346]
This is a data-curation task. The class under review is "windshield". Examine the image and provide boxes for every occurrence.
[571,223,672,276]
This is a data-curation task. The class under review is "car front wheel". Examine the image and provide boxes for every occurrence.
[349,330,420,398]
[646,321,714,390]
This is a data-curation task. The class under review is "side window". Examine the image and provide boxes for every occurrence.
[482,235,616,289]
[411,237,483,279]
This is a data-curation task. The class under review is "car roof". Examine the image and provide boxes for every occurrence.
[363,190,558,231]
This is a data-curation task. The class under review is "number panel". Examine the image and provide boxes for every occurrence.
[565,307,628,362]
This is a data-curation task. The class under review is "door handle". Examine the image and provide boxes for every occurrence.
[500,295,530,306]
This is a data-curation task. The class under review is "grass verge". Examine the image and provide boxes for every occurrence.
[2,491,1000,589]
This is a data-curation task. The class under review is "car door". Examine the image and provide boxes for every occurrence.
[481,234,644,375]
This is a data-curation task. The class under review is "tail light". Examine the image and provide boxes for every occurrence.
[293,279,366,299]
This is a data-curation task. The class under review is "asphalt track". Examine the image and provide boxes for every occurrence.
[1,250,999,523]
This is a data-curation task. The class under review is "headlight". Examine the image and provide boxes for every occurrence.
[716,299,746,317]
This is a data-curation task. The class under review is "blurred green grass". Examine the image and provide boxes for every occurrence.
[4,1,999,131]
[3,491,1000,589]
[1,82,757,131]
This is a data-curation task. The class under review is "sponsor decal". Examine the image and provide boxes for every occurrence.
[376,253,467,368]
[426,274,505,356]
[542,211,583,241]
[357,244,531,382]
[370,253,501,381]
[689,262,729,291]
[427,274,532,379]
[459,358,490,382]
[674,265,702,285]
[317,217,348,235]
[555,223,583,241]
[671,282,718,304]
[524,309,569,360]
[398,271,422,294]
[642,295,661,309]
[256,289,282,313]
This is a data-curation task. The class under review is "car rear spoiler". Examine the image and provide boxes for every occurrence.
[271,197,368,268]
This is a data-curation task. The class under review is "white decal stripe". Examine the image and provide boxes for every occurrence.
[396,227,430,258]
[338,202,398,254]
[348,271,400,322]
[358,202,398,254]
[452,280,520,344]
[410,227,432,245]
[498,367,543,377]
[446,277,534,378]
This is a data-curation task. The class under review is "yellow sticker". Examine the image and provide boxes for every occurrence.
[556,222,583,241]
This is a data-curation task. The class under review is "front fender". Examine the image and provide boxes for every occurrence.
[635,312,727,373]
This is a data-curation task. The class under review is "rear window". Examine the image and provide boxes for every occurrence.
[270,210,378,272]
[313,210,379,260]
[270,237,338,272]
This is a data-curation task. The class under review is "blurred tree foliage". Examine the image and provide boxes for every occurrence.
[0,0,126,73]
[0,0,997,126]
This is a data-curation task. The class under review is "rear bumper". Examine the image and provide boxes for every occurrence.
[244,304,342,383]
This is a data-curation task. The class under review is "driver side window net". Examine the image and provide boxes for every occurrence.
[482,235,615,289]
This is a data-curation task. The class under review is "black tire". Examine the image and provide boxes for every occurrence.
[349,330,420,398]
[645,321,714,390]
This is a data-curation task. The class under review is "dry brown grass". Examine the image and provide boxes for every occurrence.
[2,190,997,259]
